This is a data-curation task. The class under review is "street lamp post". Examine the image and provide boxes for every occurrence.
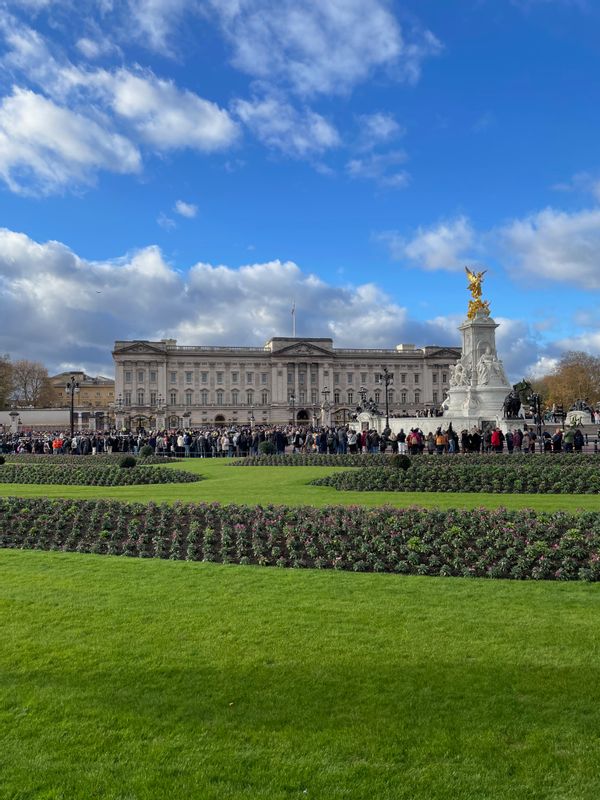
[65,375,80,438]
[289,392,296,426]
[154,393,165,430]
[528,393,544,453]
[321,386,331,427]
[249,404,255,430]
[114,393,124,431]
[376,367,393,429]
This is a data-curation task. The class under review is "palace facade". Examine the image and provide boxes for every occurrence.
[112,337,461,428]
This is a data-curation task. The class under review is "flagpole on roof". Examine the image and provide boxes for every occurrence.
[291,299,296,338]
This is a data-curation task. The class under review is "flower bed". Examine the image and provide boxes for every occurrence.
[3,454,177,465]
[1,497,599,580]
[312,462,600,494]
[233,452,600,468]
[0,464,200,486]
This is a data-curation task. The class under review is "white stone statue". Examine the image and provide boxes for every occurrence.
[450,359,471,387]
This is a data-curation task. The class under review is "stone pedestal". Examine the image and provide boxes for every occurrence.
[566,410,593,427]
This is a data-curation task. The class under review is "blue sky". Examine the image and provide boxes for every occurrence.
[1,0,599,379]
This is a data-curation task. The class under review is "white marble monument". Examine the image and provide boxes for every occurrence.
[443,269,511,423]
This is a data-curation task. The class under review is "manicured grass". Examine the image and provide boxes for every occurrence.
[0,457,599,511]
[1,549,600,799]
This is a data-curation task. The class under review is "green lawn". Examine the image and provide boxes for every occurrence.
[1,550,599,799]
[0,458,599,511]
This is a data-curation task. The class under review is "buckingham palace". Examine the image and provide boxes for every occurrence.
[112,337,461,428]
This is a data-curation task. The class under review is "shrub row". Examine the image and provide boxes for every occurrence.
[0,465,201,486]
[312,463,600,494]
[3,453,177,465]
[1,497,600,580]
[233,452,600,468]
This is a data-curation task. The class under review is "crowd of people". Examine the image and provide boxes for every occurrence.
[0,421,597,457]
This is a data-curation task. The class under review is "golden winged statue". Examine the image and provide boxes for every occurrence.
[465,266,490,319]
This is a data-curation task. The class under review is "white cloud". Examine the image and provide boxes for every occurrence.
[499,207,600,289]
[174,200,198,218]
[210,0,441,97]
[346,150,409,188]
[552,171,600,202]
[75,35,118,60]
[105,69,239,152]
[384,216,477,270]
[126,0,200,54]
[357,112,404,150]
[233,94,339,157]
[157,213,176,230]
[0,14,239,193]
[0,87,141,194]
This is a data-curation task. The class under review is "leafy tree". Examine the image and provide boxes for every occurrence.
[531,351,600,410]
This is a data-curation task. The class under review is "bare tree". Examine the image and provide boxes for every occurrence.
[10,359,53,407]
[0,354,12,409]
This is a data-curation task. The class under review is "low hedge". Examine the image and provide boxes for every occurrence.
[233,452,600,468]
[2,453,177,465]
[0,497,599,580]
[0,465,201,486]
[312,462,600,494]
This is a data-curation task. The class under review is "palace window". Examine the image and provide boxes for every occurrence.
[246,372,254,384]
[185,371,193,384]
[124,391,131,406]
[201,372,208,384]
[149,370,157,383]
[360,373,367,384]
[288,371,294,384]
[170,371,177,384]
[299,372,305,385]
[347,391,353,404]
[334,373,340,385]
[433,391,438,403]
[415,391,421,404]
[137,370,144,383]
[200,390,208,405]
[414,374,420,384]
[231,371,239,384]
[299,390,305,403]
[401,391,407,404]
[401,373,406,383]
[124,371,132,383]
[261,390,269,405]
[232,389,239,405]
[442,373,447,384]
[246,389,254,405]
[432,373,438,383]
[216,390,224,405]
[169,391,177,405]
[387,389,394,403]
[347,373,353,385]
[333,391,340,403]
[374,390,381,404]
[185,391,193,406]
[137,389,144,405]
[150,391,157,406]
[311,389,317,404]
[261,373,268,384]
